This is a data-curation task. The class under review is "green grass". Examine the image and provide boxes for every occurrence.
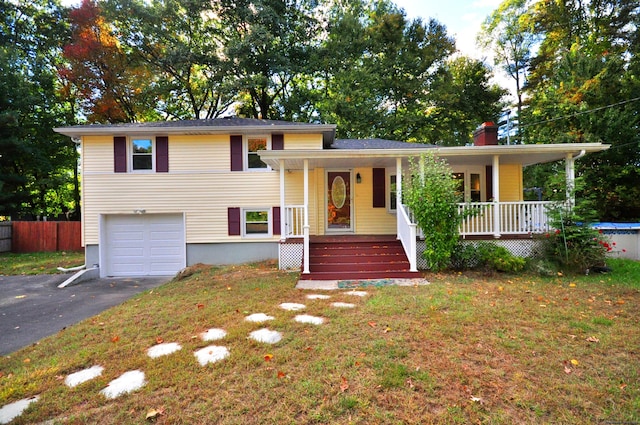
[0,250,85,275]
[0,259,639,424]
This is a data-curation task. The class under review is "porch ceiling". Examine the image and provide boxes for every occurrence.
[259,143,609,170]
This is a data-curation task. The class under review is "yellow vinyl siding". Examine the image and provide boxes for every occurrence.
[284,133,323,150]
[353,168,396,234]
[83,172,280,244]
[499,164,523,201]
[82,136,114,172]
[169,134,229,171]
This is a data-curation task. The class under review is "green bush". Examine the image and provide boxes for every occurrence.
[541,203,609,274]
[450,242,526,273]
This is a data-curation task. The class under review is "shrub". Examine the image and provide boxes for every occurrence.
[451,242,526,273]
[542,203,609,274]
[403,153,464,272]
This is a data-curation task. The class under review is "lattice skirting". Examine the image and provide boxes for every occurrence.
[279,242,303,270]
[417,239,544,270]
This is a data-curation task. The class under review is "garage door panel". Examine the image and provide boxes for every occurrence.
[105,214,185,277]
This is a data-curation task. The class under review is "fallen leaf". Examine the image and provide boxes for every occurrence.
[146,409,161,420]
[14,295,26,299]
[196,303,205,309]
[470,396,482,402]
[111,335,120,343]
[620,383,627,390]
[407,378,415,389]
[570,359,579,366]
[564,365,572,374]
[340,376,349,392]
[367,321,377,328]
[586,336,600,343]
[226,286,232,291]
[156,337,164,344]
[557,272,563,277]
[383,327,391,333]
[264,354,273,362]
[277,371,286,379]
[23,358,31,364]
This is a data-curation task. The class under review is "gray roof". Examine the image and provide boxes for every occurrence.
[58,117,324,130]
[332,139,436,150]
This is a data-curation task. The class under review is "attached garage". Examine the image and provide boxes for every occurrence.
[102,214,185,277]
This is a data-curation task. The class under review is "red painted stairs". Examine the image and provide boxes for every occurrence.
[301,236,421,280]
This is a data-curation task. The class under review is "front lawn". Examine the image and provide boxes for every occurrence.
[0,251,85,275]
[0,259,638,424]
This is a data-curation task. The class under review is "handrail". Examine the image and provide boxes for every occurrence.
[397,203,418,272]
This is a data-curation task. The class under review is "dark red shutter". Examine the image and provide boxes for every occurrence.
[156,136,168,172]
[272,134,284,150]
[228,207,241,236]
[230,135,243,171]
[372,168,386,208]
[486,165,493,201]
[273,206,281,235]
[114,136,127,173]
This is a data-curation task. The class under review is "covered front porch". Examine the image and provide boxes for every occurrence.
[260,141,608,275]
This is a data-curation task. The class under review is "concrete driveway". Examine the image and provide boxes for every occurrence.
[0,274,171,356]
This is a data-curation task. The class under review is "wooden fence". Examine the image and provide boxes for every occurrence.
[0,222,11,253]
[11,221,82,253]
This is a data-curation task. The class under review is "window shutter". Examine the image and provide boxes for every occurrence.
[272,134,284,150]
[230,135,243,171]
[273,206,281,235]
[372,168,386,208]
[228,207,241,236]
[156,136,169,172]
[486,165,493,201]
[114,136,127,173]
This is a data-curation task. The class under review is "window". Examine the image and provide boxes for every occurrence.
[132,138,153,171]
[389,174,397,211]
[246,136,270,170]
[243,208,271,237]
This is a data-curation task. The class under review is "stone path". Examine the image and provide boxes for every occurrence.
[0,291,369,424]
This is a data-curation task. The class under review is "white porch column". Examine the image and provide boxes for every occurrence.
[492,155,501,238]
[302,159,310,274]
[279,159,286,241]
[565,153,575,208]
[396,157,402,239]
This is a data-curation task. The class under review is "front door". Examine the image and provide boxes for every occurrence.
[326,171,353,233]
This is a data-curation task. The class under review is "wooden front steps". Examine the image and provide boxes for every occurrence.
[302,235,421,280]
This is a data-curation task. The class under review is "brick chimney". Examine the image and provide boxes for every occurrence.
[473,122,498,146]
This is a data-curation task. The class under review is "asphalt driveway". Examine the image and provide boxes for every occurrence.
[0,274,171,356]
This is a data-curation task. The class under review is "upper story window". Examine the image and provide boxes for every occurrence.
[246,136,270,170]
[132,138,153,171]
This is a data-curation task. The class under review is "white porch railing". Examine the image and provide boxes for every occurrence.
[284,205,305,238]
[458,201,553,236]
[397,203,418,272]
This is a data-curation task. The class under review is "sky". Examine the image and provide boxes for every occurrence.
[391,0,502,59]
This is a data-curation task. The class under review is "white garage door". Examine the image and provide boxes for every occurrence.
[104,214,185,276]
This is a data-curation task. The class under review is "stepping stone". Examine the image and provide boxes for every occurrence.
[100,370,146,399]
[306,294,331,300]
[279,303,305,311]
[249,328,283,344]
[200,328,227,341]
[0,396,39,425]
[294,315,325,325]
[194,345,230,366]
[147,342,182,359]
[245,313,275,323]
[345,290,368,297]
[65,365,104,388]
[331,302,356,308]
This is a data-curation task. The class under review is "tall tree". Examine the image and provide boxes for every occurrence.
[214,0,320,119]
[0,0,79,219]
[61,0,157,123]
[103,0,234,119]
[478,0,538,136]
